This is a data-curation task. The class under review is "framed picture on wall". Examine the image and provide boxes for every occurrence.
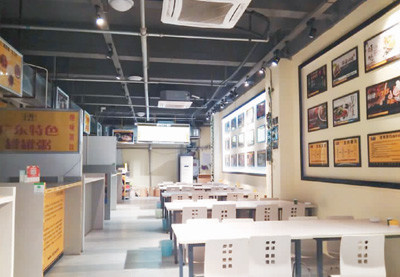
[238,113,244,128]
[238,153,245,167]
[307,65,327,98]
[307,102,328,132]
[333,136,361,167]
[224,121,230,133]
[333,91,360,127]
[231,154,238,167]
[366,75,400,119]
[256,101,266,119]
[368,130,400,167]
[247,151,255,167]
[55,87,70,109]
[225,138,230,150]
[231,135,237,148]
[247,129,255,146]
[332,47,359,87]
[364,22,400,72]
[308,140,329,167]
[257,125,266,143]
[238,133,245,147]
[246,107,254,124]
[231,117,237,131]
[225,155,230,167]
[257,150,267,167]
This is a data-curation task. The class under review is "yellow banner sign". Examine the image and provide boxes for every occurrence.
[0,109,80,152]
[84,111,91,134]
[308,140,329,167]
[0,37,23,97]
[368,130,400,167]
[334,136,361,167]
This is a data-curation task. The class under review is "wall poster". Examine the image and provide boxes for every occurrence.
[366,75,400,119]
[368,130,400,167]
[307,65,327,98]
[332,47,359,87]
[257,150,266,167]
[112,129,134,144]
[247,129,254,146]
[231,117,237,131]
[333,91,360,127]
[308,102,328,132]
[83,111,91,135]
[247,151,255,167]
[55,87,70,109]
[238,133,244,147]
[308,141,329,167]
[333,136,361,167]
[256,101,266,119]
[231,154,237,167]
[238,153,245,167]
[364,22,400,72]
[246,107,254,124]
[238,113,244,128]
[257,125,266,143]
[0,36,23,97]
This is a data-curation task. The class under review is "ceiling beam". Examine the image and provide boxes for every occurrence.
[70,94,206,101]
[78,102,204,109]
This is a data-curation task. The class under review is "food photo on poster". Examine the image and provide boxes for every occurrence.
[112,129,134,143]
[0,36,23,97]
[332,47,359,87]
[256,101,266,119]
[238,153,245,167]
[238,113,244,128]
[308,102,328,132]
[307,65,327,98]
[246,151,255,167]
[333,91,360,126]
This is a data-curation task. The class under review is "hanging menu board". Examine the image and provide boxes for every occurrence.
[0,37,23,97]
[0,109,80,152]
[368,130,400,167]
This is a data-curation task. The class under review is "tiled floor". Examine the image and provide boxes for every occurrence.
[47,197,185,277]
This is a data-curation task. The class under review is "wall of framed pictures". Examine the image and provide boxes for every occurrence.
[222,91,267,175]
[299,2,400,188]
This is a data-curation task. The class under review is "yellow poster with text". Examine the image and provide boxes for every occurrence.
[0,37,23,96]
[0,109,80,152]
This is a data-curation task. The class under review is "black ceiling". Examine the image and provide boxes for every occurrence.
[0,0,366,127]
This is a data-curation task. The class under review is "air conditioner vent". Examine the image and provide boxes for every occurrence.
[161,0,251,29]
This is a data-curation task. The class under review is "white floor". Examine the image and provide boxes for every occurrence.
[47,197,186,277]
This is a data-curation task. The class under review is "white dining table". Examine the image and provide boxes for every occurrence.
[172,219,400,277]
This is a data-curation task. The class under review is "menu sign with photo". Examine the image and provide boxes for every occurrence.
[113,129,134,143]
[0,37,23,97]
[83,111,91,134]
[308,141,329,167]
[308,102,328,132]
[364,23,400,72]
[368,130,400,167]
[333,136,361,167]
[247,151,255,167]
[366,75,400,119]
[307,65,327,98]
[333,91,360,127]
[332,47,359,87]
[238,153,245,167]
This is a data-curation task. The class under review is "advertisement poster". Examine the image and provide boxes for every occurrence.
[308,140,329,167]
[238,133,244,147]
[368,130,400,167]
[333,91,360,126]
[55,87,69,109]
[112,129,134,143]
[231,117,237,131]
[0,37,23,97]
[307,65,327,98]
[246,151,255,167]
[246,107,254,124]
[231,154,237,167]
[332,47,359,87]
[247,129,254,146]
[308,102,328,132]
[366,75,400,119]
[257,150,266,167]
[238,153,245,167]
[333,136,361,167]
[224,121,230,133]
[257,125,266,143]
[256,100,266,119]
[238,113,244,128]
[364,23,400,72]
[225,138,230,150]
[231,135,237,148]
[0,109,80,152]
[225,155,230,167]
[83,111,91,134]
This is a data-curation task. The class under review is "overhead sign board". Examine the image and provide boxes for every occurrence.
[0,36,23,97]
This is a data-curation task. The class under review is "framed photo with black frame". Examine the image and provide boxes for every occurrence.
[333,136,361,167]
[333,91,360,127]
[331,47,359,87]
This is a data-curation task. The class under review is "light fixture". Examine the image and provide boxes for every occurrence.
[258,62,266,74]
[206,113,210,121]
[116,76,121,80]
[116,68,121,80]
[271,50,280,67]
[108,0,134,12]
[137,111,145,117]
[307,18,317,39]
[244,76,250,87]
[220,102,225,109]
[95,6,105,27]
[106,44,113,59]
[231,88,238,98]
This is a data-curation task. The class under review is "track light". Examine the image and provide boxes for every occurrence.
[232,89,238,98]
[271,50,280,67]
[220,102,225,109]
[258,62,266,74]
[95,6,105,27]
[116,68,121,80]
[307,18,317,39]
[106,44,113,59]
[244,76,250,87]
[206,113,210,121]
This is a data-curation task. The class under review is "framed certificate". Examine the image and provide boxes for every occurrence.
[308,140,329,167]
[368,130,400,167]
[333,91,360,127]
[333,136,361,167]
[332,47,359,87]
[307,65,327,98]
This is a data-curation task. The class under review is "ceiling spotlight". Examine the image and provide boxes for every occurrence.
[116,68,121,80]
[95,6,105,27]
[258,62,266,74]
[307,18,317,39]
[106,44,113,59]
[271,50,280,67]
[206,114,210,121]
[137,112,145,117]
[244,76,250,87]
[220,102,225,109]
[116,75,121,80]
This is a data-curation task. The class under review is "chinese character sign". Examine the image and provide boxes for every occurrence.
[0,37,23,97]
[84,111,91,134]
[0,109,80,152]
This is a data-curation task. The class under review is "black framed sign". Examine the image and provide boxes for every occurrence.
[333,136,361,167]
[308,140,329,167]
[307,65,327,98]
[307,102,328,132]
[368,130,400,167]
[333,91,360,127]
[332,47,359,87]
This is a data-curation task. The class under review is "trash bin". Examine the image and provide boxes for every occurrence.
[160,239,173,257]
[162,218,168,232]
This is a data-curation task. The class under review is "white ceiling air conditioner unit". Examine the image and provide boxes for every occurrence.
[158,90,193,109]
[161,0,252,29]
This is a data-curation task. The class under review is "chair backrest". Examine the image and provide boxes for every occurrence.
[204,238,249,277]
[186,218,219,225]
[221,218,254,223]
[227,192,244,201]
[288,216,318,257]
[249,235,292,277]
[171,193,190,201]
[182,206,208,223]
[326,216,354,256]
[182,186,194,192]
[192,191,209,201]
[166,186,180,192]
[247,192,260,200]
[255,205,279,221]
[211,204,236,221]
[281,204,305,220]
[340,234,386,277]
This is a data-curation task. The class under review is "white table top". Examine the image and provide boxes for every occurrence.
[0,196,14,206]
[84,177,105,184]
[173,219,400,244]
[161,189,253,198]
[165,199,315,211]
[159,183,227,190]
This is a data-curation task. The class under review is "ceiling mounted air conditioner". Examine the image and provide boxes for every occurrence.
[158,100,193,109]
[161,0,251,29]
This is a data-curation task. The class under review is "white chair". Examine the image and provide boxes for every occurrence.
[182,206,208,223]
[211,204,236,221]
[166,186,180,192]
[186,218,219,225]
[171,193,190,201]
[331,234,386,277]
[227,192,244,201]
[255,204,279,221]
[182,186,194,192]
[222,218,253,223]
[249,235,292,277]
[192,191,209,201]
[326,216,355,258]
[281,204,305,220]
[204,238,249,277]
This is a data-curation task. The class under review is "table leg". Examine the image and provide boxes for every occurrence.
[188,244,194,277]
[316,238,323,277]
[169,211,173,240]
[294,240,302,277]
[161,196,165,217]
[174,233,178,264]
[179,244,184,277]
